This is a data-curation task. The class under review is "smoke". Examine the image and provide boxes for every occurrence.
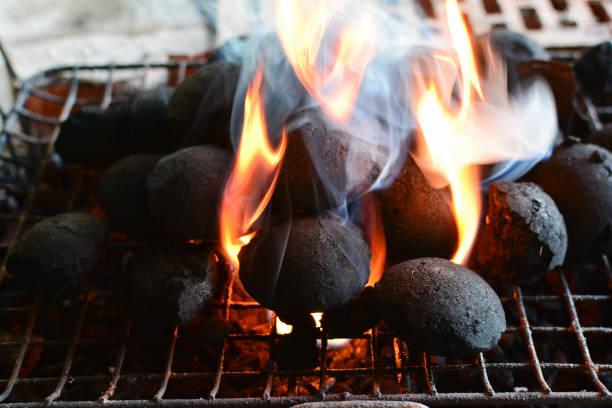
[212,0,558,289]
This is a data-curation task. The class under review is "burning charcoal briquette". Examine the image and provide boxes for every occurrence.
[379,155,457,263]
[573,41,612,104]
[98,154,168,239]
[526,143,612,260]
[147,145,231,239]
[239,214,371,317]
[55,106,128,169]
[6,213,109,298]
[473,181,568,285]
[126,244,218,327]
[374,258,506,357]
[273,110,383,214]
[165,62,240,148]
[321,286,380,337]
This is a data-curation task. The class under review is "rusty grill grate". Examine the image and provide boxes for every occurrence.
[0,52,611,407]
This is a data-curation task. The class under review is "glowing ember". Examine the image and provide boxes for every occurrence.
[276,317,293,335]
[220,67,287,271]
[274,0,377,122]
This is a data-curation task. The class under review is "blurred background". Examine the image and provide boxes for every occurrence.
[0,0,610,110]
[0,0,224,111]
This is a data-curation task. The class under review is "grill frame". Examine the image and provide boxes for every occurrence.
[0,57,611,407]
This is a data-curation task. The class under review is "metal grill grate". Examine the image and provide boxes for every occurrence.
[0,56,611,407]
[414,0,612,47]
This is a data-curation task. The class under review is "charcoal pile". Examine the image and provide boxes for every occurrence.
[2,17,612,405]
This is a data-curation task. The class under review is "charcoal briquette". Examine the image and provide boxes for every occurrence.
[573,41,612,104]
[525,143,612,260]
[473,181,568,285]
[147,145,232,239]
[484,29,549,68]
[374,258,506,358]
[239,214,371,317]
[98,154,169,239]
[586,124,612,152]
[125,86,177,154]
[6,213,109,298]
[477,29,549,92]
[321,286,380,337]
[165,62,240,148]
[379,155,457,263]
[55,106,128,169]
[126,244,218,327]
[273,109,383,214]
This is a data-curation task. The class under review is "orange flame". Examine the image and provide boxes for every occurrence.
[362,195,386,286]
[274,0,377,122]
[220,67,287,271]
[415,0,483,265]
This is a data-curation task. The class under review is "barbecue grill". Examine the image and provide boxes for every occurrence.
[1,1,612,407]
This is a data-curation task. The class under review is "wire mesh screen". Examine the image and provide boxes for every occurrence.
[0,56,611,408]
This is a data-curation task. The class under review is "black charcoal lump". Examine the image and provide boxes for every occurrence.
[239,214,371,317]
[274,109,383,214]
[98,154,166,239]
[374,258,506,357]
[379,155,457,263]
[55,106,128,169]
[125,86,176,154]
[484,29,549,68]
[321,286,380,337]
[165,62,240,148]
[573,41,612,103]
[56,87,177,169]
[147,145,232,240]
[586,124,612,152]
[526,143,612,260]
[126,244,218,327]
[6,213,109,298]
[473,181,568,285]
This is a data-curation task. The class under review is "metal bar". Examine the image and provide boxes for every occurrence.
[207,270,235,400]
[4,359,612,389]
[100,66,115,109]
[369,327,381,398]
[1,391,612,407]
[423,353,437,394]
[44,290,93,403]
[1,129,53,145]
[476,353,494,396]
[504,326,612,334]
[99,320,132,402]
[13,106,62,126]
[176,60,188,84]
[318,335,328,398]
[513,286,551,394]
[601,255,612,291]
[559,270,611,395]
[153,326,179,401]
[0,297,41,402]
[500,294,611,302]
